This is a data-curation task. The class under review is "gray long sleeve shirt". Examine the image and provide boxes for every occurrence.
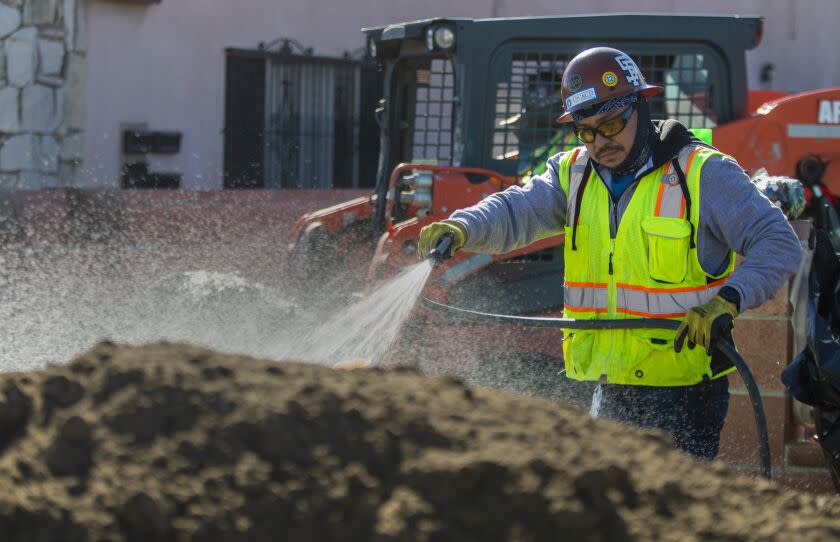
[449,151,803,311]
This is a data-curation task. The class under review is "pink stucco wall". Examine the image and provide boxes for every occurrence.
[83,0,840,189]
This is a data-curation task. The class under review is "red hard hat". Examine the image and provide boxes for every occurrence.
[557,47,663,123]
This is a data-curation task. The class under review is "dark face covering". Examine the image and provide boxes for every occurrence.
[610,97,655,178]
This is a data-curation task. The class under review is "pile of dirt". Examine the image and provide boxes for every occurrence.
[0,342,837,541]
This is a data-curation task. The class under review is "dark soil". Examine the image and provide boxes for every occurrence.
[0,341,837,541]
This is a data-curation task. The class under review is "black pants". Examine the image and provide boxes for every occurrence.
[589,377,730,460]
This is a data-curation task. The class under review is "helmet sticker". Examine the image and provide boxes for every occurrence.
[565,87,597,111]
[568,74,583,91]
[613,53,642,87]
[601,71,618,87]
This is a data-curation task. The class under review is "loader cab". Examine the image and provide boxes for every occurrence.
[385,55,456,172]
[364,14,761,234]
[365,21,461,171]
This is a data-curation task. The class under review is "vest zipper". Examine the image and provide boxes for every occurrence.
[606,220,617,380]
[609,204,618,275]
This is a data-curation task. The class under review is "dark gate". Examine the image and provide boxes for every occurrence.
[223,55,266,188]
[223,47,382,189]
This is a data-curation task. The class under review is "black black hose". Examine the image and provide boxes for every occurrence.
[419,297,772,479]
[420,298,680,330]
[715,340,772,479]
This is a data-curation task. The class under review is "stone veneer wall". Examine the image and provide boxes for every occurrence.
[0,0,86,188]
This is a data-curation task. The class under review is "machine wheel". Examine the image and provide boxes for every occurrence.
[284,221,372,311]
[284,223,340,305]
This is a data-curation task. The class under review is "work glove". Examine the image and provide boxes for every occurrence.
[418,220,467,260]
[674,294,739,355]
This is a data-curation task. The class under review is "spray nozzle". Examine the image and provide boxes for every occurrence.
[428,232,455,266]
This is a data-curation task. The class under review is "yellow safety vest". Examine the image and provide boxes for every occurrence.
[559,145,736,386]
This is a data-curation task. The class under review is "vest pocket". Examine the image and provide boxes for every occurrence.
[641,217,691,284]
[628,328,707,385]
[562,330,596,379]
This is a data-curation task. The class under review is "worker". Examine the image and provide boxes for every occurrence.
[418,47,802,460]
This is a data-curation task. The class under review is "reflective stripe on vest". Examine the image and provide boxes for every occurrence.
[566,275,725,319]
[654,161,684,218]
[616,279,726,318]
[566,148,588,227]
[564,282,609,313]
[654,147,702,219]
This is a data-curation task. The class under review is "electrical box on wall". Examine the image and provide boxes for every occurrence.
[119,122,182,189]
[123,131,181,154]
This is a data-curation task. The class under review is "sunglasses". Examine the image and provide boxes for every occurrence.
[573,105,635,144]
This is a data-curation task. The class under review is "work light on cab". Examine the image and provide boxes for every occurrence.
[426,26,455,51]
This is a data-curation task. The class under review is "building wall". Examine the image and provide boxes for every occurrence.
[72,0,840,189]
[0,0,88,189]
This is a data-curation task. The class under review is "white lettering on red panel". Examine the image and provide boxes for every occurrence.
[818,100,840,124]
